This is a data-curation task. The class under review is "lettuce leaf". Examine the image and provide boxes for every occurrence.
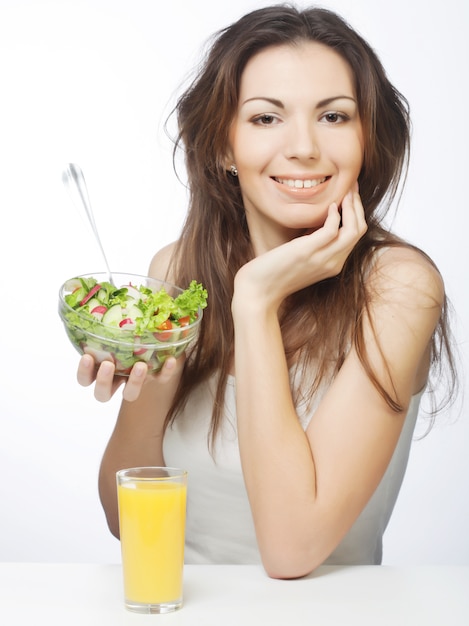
[62,278,207,337]
[173,280,208,322]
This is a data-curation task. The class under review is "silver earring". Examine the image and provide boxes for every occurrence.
[230,164,238,177]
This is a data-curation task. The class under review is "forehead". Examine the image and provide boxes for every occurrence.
[239,42,356,101]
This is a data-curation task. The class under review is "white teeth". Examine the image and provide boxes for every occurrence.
[275,177,327,189]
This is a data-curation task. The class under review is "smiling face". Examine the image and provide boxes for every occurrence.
[227,42,364,252]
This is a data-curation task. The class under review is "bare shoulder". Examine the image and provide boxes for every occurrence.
[368,244,445,309]
[363,244,445,397]
[148,241,178,281]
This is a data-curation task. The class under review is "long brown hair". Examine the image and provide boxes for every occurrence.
[165,5,457,443]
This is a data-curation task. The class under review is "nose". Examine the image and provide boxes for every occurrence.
[285,118,320,161]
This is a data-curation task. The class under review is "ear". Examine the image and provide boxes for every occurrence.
[223,146,235,172]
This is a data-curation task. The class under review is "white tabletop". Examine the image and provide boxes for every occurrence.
[0,563,468,625]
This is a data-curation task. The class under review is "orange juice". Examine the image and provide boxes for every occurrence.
[117,473,187,608]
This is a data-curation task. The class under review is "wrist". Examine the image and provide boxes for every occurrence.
[232,267,282,321]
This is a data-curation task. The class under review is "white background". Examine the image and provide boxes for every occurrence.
[0,0,467,565]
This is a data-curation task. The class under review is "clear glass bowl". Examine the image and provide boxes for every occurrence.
[58,272,203,376]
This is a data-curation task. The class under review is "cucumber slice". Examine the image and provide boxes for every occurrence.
[125,304,143,321]
[102,304,123,326]
[85,297,101,311]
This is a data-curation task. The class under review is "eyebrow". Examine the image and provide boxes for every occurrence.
[241,95,357,108]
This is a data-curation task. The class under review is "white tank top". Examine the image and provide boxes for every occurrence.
[163,372,423,565]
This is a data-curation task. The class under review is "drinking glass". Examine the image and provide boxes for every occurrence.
[116,467,187,613]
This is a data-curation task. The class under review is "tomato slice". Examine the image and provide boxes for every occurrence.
[155,319,173,341]
[158,319,173,331]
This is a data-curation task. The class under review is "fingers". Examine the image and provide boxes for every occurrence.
[79,358,140,403]
[157,354,187,384]
[77,353,186,403]
[341,183,367,237]
[77,354,97,387]
[121,355,185,402]
[121,361,149,402]
[94,361,124,402]
[326,201,341,227]
[310,202,341,241]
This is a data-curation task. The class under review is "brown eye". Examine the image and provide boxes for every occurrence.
[320,111,349,124]
[253,114,277,125]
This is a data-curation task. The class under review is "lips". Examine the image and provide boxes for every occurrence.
[273,176,329,189]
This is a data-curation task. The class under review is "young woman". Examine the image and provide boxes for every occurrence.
[77,6,456,578]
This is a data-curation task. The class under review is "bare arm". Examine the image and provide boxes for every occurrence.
[98,355,185,537]
[232,192,443,578]
[77,243,183,536]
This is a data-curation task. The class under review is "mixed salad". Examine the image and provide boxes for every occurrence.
[59,275,208,374]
